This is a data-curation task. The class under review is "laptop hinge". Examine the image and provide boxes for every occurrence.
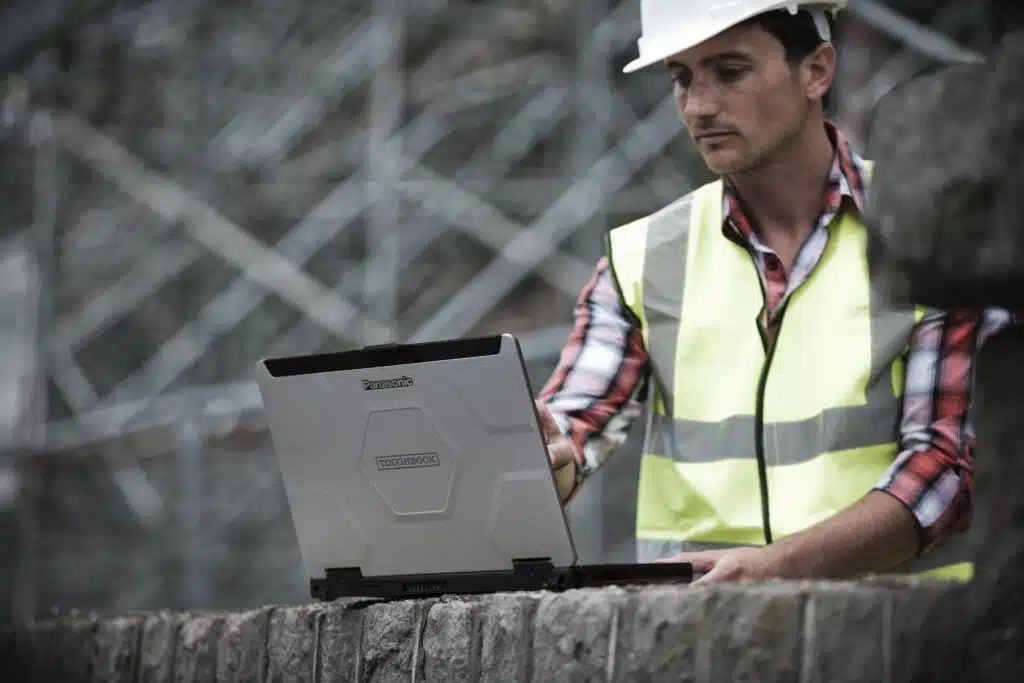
[512,557,555,577]
[313,567,364,600]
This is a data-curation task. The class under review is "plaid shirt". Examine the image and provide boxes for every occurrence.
[538,122,1012,551]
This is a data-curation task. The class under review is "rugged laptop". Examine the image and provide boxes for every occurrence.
[255,334,692,599]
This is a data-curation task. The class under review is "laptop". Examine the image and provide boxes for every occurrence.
[255,333,692,599]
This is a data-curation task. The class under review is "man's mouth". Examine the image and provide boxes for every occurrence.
[696,131,735,141]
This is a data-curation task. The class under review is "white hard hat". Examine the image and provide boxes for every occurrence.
[623,0,847,73]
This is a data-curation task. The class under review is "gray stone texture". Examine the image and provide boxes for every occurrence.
[216,607,272,683]
[360,599,425,683]
[265,604,322,683]
[866,30,1024,308]
[93,616,143,683]
[701,584,804,683]
[173,613,224,682]
[138,612,185,683]
[613,586,707,682]
[801,584,888,683]
[531,587,627,682]
[318,600,366,683]
[14,580,1021,683]
[478,592,539,681]
[421,598,480,682]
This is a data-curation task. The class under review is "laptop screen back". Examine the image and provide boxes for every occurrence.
[256,334,577,579]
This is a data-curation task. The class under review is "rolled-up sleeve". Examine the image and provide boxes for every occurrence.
[874,308,1014,551]
[537,257,649,490]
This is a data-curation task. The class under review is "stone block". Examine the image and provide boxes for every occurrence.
[138,612,186,683]
[55,617,97,683]
[266,604,323,683]
[173,614,224,682]
[699,583,804,683]
[17,621,61,682]
[216,607,272,683]
[421,598,480,682]
[318,600,367,683]
[866,30,1024,308]
[360,600,425,682]
[531,587,627,683]
[613,586,707,682]
[93,616,143,683]
[801,584,889,683]
[478,592,539,681]
[887,581,959,683]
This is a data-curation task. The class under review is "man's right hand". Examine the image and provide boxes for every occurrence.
[535,400,582,502]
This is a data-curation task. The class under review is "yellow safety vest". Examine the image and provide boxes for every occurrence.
[606,177,972,581]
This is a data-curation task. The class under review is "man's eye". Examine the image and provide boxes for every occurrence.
[716,67,747,83]
[671,72,692,88]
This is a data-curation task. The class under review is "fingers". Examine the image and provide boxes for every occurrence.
[547,439,576,470]
[534,400,563,443]
[654,550,722,574]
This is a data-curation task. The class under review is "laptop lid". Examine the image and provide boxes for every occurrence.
[255,334,577,581]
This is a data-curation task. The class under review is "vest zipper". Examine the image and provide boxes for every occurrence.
[754,314,785,545]
[740,235,782,546]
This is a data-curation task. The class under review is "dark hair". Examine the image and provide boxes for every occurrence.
[739,8,835,111]
[739,9,833,67]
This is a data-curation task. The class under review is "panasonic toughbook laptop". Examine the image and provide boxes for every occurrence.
[255,334,691,599]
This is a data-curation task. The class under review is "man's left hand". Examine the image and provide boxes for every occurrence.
[656,546,790,584]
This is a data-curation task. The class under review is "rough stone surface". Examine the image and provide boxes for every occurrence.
[93,616,143,683]
[422,598,480,682]
[57,617,97,683]
[802,584,888,683]
[701,584,804,683]
[614,586,707,682]
[532,587,627,682]
[866,30,1024,308]
[18,620,61,682]
[212,610,270,683]
[360,600,424,683]
[216,607,272,683]
[11,579,1022,683]
[318,600,367,683]
[266,604,322,683]
[173,613,224,682]
[887,581,959,683]
[137,612,185,683]
[478,592,539,681]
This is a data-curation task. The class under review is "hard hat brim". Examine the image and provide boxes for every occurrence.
[622,28,724,74]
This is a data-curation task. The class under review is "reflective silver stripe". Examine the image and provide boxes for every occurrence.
[639,194,694,416]
[648,376,902,465]
[637,532,974,573]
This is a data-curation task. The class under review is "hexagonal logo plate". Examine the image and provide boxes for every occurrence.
[359,407,457,516]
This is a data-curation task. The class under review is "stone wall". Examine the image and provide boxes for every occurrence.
[6,580,953,682]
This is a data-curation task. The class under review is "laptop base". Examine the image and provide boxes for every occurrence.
[311,558,693,600]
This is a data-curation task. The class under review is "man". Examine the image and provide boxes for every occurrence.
[536,0,1010,583]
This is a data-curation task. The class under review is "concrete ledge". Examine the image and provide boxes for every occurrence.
[8,579,955,682]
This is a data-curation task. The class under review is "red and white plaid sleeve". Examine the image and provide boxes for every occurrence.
[875,307,1014,551]
[537,257,649,486]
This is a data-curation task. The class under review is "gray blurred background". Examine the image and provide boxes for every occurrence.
[0,0,1002,624]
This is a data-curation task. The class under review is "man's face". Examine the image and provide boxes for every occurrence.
[666,23,819,175]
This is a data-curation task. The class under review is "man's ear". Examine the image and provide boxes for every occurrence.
[802,42,836,103]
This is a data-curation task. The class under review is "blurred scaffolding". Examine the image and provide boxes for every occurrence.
[0,0,991,623]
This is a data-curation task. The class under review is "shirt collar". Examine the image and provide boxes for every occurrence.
[722,121,869,242]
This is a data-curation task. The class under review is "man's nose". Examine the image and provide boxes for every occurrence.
[681,80,720,120]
